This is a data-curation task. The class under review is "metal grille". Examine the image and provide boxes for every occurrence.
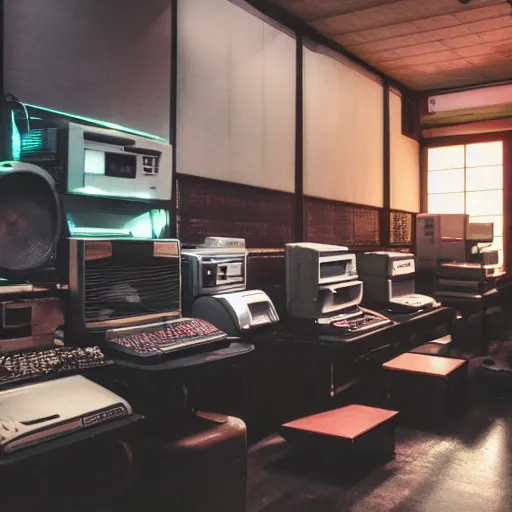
[21,128,58,161]
[84,258,180,323]
[177,174,295,248]
[0,172,59,272]
[390,211,413,246]
[305,197,380,246]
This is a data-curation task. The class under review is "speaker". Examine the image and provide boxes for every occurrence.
[0,161,63,284]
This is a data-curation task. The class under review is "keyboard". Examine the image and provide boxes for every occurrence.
[0,346,111,388]
[330,314,389,334]
[105,317,229,358]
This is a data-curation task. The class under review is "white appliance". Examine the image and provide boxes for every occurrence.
[68,122,172,201]
[285,243,391,334]
[0,375,132,454]
[416,213,469,269]
[358,251,436,312]
[182,238,279,336]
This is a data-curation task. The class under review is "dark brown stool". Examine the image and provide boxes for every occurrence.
[280,404,399,460]
[130,412,247,512]
[383,353,468,423]
[410,335,452,357]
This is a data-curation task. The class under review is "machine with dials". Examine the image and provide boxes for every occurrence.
[285,242,392,336]
[181,237,280,337]
[358,251,437,313]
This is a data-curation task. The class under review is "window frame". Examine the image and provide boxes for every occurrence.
[421,132,512,272]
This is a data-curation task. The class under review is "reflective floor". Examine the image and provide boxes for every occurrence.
[248,358,512,512]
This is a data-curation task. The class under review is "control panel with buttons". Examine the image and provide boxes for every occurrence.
[142,156,159,176]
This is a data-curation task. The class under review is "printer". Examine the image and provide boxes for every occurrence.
[416,213,468,269]
[357,251,436,313]
[181,237,279,337]
[416,214,500,268]
[0,375,132,454]
[285,243,391,336]
[433,221,501,298]
[436,263,501,298]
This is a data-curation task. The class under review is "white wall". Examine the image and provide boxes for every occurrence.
[303,43,384,207]
[390,90,420,212]
[177,0,296,193]
[4,0,172,140]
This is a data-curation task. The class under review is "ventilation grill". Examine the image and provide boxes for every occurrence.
[390,211,413,246]
[177,174,295,248]
[21,128,58,161]
[305,197,380,246]
[84,258,180,323]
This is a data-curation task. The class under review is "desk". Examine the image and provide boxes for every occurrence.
[1,415,141,512]
[387,305,456,350]
[106,342,254,421]
[248,307,454,431]
[435,288,503,355]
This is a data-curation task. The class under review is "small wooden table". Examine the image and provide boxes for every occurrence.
[383,353,468,422]
[280,404,399,459]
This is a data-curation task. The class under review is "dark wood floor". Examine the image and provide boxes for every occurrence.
[247,358,512,512]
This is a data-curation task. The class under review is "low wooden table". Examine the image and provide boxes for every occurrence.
[280,404,399,459]
[383,353,468,422]
[409,334,452,357]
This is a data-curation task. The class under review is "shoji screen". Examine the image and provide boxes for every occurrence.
[303,43,384,207]
[177,0,296,193]
[3,0,172,139]
[390,90,420,213]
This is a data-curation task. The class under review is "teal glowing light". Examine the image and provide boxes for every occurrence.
[21,129,45,154]
[11,110,22,161]
[23,102,168,143]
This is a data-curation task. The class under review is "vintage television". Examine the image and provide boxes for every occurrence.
[66,238,229,358]
[357,251,436,313]
[181,238,279,337]
[285,243,391,336]
[0,96,173,286]
[416,213,468,269]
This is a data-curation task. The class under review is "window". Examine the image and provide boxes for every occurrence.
[427,141,504,266]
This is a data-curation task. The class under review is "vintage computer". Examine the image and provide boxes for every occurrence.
[416,213,499,269]
[416,213,469,270]
[0,96,174,286]
[66,237,230,359]
[285,243,391,336]
[357,251,436,313]
[181,237,279,337]
[0,97,229,359]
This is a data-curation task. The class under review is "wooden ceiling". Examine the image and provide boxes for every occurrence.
[264,0,512,91]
